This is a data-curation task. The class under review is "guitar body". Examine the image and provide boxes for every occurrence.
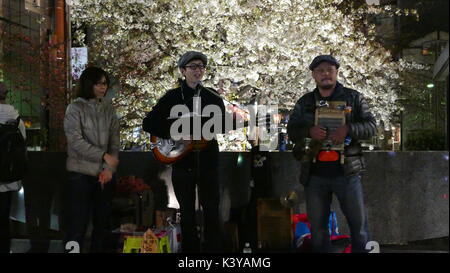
[150,135,210,164]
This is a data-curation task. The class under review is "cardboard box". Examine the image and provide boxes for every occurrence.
[257,198,293,251]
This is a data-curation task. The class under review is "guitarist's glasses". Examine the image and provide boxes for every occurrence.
[185,65,206,71]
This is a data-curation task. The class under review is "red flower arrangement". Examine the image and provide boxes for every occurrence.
[116,176,150,196]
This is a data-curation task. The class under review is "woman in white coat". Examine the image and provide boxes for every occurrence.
[63,67,120,253]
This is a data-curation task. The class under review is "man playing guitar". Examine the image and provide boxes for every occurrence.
[143,51,229,253]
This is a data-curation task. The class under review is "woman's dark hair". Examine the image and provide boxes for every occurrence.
[76,66,110,99]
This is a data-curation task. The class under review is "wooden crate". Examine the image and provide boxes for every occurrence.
[256,198,293,251]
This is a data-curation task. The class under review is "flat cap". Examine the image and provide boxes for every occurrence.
[177,51,208,68]
[309,55,340,70]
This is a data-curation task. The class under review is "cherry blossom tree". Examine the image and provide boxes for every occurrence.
[70,0,419,150]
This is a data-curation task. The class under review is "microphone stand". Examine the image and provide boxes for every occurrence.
[180,78,205,251]
[178,78,250,116]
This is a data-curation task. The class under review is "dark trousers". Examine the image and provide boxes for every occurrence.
[305,174,370,253]
[23,178,57,253]
[172,162,223,253]
[63,171,115,253]
[0,191,12,253]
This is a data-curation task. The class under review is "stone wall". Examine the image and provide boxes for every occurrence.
[13,151,449,245]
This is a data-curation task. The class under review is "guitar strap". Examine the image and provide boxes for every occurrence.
[178,78,202,105]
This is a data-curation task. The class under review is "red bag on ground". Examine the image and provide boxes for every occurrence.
[292,213,352,253]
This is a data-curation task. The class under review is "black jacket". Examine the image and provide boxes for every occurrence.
[142,80,226,169]
[287,82,377,182]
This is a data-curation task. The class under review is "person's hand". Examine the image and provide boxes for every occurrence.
[330,124,349,145]
[103,153,119,168]
[98,169,113,187]
[309,125,327,141]
[232,106,249,122]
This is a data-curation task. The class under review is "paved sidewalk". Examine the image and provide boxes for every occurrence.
[10,239,64,253]
[9,239,449,253]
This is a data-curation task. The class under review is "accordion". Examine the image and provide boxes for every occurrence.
[314,100,347,151]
